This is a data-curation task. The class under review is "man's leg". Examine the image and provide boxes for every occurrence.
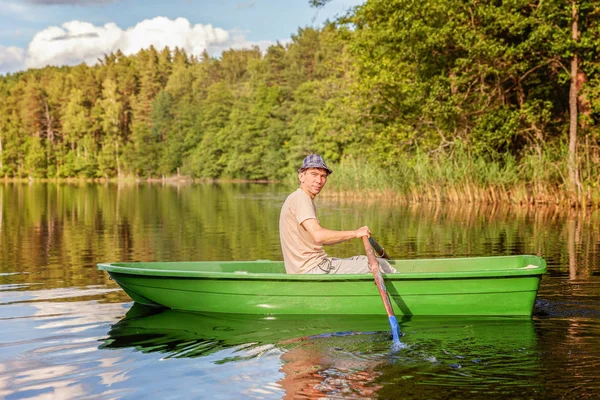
[374,257,397,273]
[305,256,396,274]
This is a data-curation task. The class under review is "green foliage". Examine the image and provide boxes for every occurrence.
[1,2,600,203]
[24,136,47,177]
[62,88,91,150]
[182,82,234,178]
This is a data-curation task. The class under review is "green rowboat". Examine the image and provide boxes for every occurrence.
[97,255,546,316]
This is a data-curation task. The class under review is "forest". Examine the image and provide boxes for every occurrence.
[1,0,599,205]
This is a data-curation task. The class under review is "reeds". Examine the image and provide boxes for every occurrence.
[323,147,600,208]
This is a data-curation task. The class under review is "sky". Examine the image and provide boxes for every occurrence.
[0,0,363,74]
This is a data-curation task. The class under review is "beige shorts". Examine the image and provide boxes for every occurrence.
[305,255,397,274]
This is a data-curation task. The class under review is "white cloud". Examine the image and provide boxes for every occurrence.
[0,17,275,74]
[25,17,232,69]
[0,45,26,73]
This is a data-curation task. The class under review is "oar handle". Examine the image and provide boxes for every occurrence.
[368,237,389,259]
[369,237,390,260]
[361,236,401,344]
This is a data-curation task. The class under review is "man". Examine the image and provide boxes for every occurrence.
[279,154,396,274]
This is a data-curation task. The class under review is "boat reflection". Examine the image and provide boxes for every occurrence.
[101,304,393,358]
[102,304,542,398]
[104,304,538,351]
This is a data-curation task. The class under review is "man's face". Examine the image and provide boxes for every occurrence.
[299,168,328,197]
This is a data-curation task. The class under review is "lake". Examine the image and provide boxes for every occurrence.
[1,182,599,399]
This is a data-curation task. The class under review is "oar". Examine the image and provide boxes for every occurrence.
[361,236,402,347]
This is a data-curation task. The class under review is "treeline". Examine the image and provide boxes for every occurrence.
[1,0,599,203]
[0,24,355,181]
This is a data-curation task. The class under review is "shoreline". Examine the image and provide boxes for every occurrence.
[1,176,278,184]
[320,186,599,209]
[3,176,598,209]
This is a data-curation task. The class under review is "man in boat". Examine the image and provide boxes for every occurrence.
[279,154,396,274]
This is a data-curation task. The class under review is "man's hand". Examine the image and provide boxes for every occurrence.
[354,226,371,238]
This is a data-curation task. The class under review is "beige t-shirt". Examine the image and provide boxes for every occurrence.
[279,189,327,273]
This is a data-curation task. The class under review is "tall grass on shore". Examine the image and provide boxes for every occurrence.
[6,142,599,207]
[322,146,599,207]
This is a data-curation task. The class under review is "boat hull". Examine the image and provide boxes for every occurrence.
[98,255,546,316]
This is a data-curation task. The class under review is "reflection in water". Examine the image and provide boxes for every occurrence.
[102,305,391,357]
[1,183,600,398]
[2,183,599,288]
[280,317,542,399]
[101,305,541,399]
[0,295,128,399]
[377,318,542,398]
[278,334,387,399]
[535,276,600,398]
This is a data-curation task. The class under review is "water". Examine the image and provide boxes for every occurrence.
[1,182,599,399]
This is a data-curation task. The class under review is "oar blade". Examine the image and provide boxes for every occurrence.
[388,315,405,349]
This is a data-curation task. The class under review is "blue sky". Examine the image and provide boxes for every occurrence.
[0,0,363,74]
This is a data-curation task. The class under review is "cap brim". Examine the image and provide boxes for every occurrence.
[298,166,332,175]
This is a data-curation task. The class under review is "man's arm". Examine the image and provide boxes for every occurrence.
[301,218,370,245]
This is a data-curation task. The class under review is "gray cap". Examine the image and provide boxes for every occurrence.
[298,154,333,175]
